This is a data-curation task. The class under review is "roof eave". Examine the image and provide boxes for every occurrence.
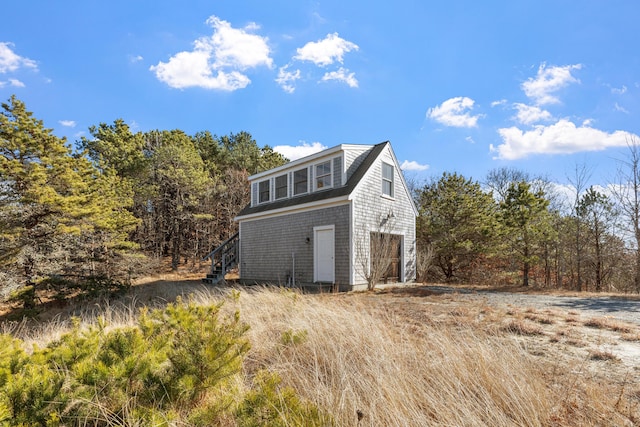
[235,195,350,221]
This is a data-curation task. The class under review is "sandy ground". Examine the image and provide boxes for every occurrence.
[414,285,640,369]
[423,285,640,325]
[367,285,640,391]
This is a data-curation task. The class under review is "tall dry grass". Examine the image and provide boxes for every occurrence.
[5,285,638,426]
[230,288,551,426]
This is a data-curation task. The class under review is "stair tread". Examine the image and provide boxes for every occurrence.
[204,233,239,285]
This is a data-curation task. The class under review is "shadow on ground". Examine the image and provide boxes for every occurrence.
[0,278,228,325]
[549,297,640,315]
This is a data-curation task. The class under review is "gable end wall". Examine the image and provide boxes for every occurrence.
[351,146,416,285]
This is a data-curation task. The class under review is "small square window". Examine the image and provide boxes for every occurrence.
[315,161,332,190]
[294,168,308,195]
[258,180,270,203]
[382,162,394,197]
[275,174,288,199]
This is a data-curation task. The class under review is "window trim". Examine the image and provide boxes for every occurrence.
[258,179,270,204]
[293,167,309,196]
[314,160,333,191]
[275,174,288,200]
[382,162,394,198]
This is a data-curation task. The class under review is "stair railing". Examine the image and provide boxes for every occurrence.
[203,232,239,276]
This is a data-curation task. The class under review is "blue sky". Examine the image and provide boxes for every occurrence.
[2,1,639,188]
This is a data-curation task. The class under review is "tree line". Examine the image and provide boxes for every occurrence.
[415,161,640,293]
[0,96,286,307]
[2,95,639,308]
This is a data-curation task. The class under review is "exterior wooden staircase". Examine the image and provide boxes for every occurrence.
[202,232,239,284]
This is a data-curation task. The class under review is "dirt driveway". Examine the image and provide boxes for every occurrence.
[422,285,640,326]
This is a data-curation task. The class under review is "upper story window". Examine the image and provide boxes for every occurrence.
[293,168,308,195]
[258,180,270,203]
[275,174,288,199]
[315,160,332,190]
[382,162,394,197]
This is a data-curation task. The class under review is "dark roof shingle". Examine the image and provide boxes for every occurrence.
[236,142,388,218]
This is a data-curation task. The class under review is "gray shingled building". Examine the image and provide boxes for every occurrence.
[207,141,417,291]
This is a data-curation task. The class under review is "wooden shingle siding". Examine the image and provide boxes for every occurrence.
[333,155,343,187]
[235,142,416,289]
[345,147,371,182]
[239,204,350,285]
[351,146,416,285]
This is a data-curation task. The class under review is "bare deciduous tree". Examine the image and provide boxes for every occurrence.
[416,244,434,283]
[612,135,640,292]
[355,213,400,291]
[568,162,593,291]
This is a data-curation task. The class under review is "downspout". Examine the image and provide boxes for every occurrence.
[292,251,296,287]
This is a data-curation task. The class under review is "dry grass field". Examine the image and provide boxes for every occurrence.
[2,276,640,426]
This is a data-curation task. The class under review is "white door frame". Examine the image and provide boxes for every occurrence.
[314,225,335,283]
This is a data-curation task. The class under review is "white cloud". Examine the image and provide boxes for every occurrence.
[204,16,272,69]
[59,120,76,127]
[0,42,37,73]
[282,33,360,91]
[150,16,272,91]
[427,97,481,128]
[491,99,507,107]
[492,119,635,160]
[273,142,327,161]
[615,102,629,114]
[548,182,616,214]
[152,50,250,90]
[513,103,552,125]
[276,65,301,93]
[320,67,358,88]
[294,33,358,66]
[611,85,627,95]
[547,182,575,210]
[400,160,429,171]
[522,63,582,105]
[8,78,24,87]
[129,54,144,63]
[465,136,475,144]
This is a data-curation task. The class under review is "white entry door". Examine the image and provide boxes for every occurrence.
[314,226,335,283]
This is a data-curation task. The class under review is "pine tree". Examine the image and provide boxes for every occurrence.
[499,181,551,286]
[417,172,496,281]
[577,187,618,291]
[0,96,139,306]
[146,130,212,269]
